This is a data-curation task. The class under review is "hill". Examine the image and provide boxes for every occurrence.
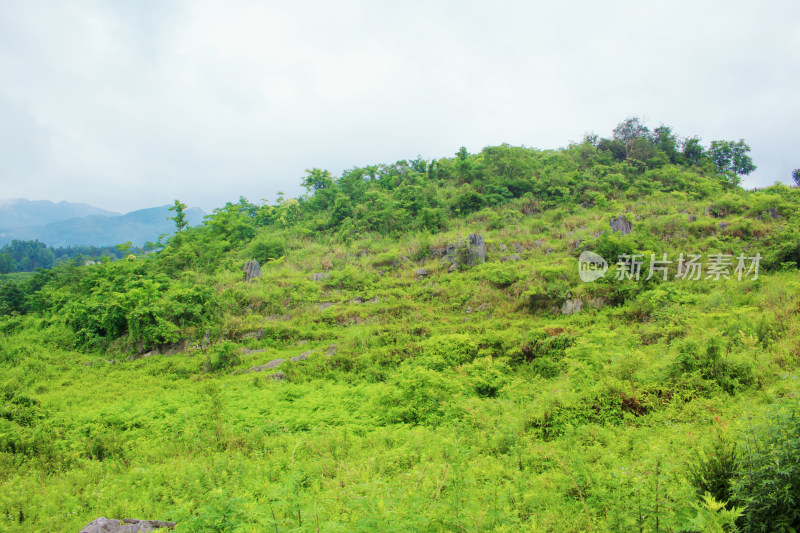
[1,120,799,531]
[0,204,206,247]
[0,198,118,228]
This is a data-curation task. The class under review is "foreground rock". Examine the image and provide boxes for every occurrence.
[242,260,261,282]
[80,517,175,532]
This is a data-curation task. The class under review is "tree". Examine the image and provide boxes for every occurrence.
[0,253,14,274]
[682,136,705,166]
[651,125,681,164]
[169,199,189,232]
[301,168,334,194]
[793,168,800,186]
[708,140,756,178]
[613,117,650,158]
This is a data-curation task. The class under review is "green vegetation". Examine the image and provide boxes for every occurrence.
[0,240,136,274]
[1,119,799,531]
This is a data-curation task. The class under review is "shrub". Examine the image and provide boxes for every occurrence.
[674,338,753,394]
[481,263,523,288]
[461,357,511,397]
[205,341,240,372]
[249,235,286,264]
[686,432,738,504]
[732,403,800,532]
[414,334,479,370]
[380,366,463,425]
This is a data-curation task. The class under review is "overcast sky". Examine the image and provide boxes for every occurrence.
[1,1,798,214]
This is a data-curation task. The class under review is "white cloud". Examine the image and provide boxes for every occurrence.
[0,0,798,212]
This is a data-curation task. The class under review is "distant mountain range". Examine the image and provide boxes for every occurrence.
[0,199,206,247]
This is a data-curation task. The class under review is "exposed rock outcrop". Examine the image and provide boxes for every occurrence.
[442,233,486,269]
[561,298,583,315]
[242,260,261,282]
[610,215,632,235]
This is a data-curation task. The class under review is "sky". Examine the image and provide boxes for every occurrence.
[1,0,798,214]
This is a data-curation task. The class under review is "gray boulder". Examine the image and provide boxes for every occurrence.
[246,358,287,373]
[267,371,287,381]
[79,517,176,533]
[444,233,486,268]
[241,347,269,355]
[291,350,312,362]
[242,260,261,282]
[610,215,632,235]
[415,268,429,277]
[311,272,330,281]
[561,299,583,315]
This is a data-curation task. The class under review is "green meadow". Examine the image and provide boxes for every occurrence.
[2,124,800,531]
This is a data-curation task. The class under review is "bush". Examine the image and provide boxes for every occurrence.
[414,334,479,370]
[380,366,463,425]
[732,403,800,532]
[249,235,286,264]
[674,338,753,394]
[461,357,511,397]
[205,341,240,372]
[687,432,738,504]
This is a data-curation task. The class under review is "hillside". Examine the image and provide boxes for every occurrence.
[1,122,800,532]
[0,199,119,229]
[0,205,206,248]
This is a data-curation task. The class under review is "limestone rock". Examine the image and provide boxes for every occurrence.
[246,358,286,373]
[79,517,176,533]
[243,329,265,340]
[327,344,338,357]
[311,272,330,281]
[267,372,287,381]
[241,347,269,355]
[610,215,632,235]
[561,299,583,315]
[513,242,524,253]
[291,350,312,362]
[242,260,261,282]
[415,268,429,278]
[444,233,486,268]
